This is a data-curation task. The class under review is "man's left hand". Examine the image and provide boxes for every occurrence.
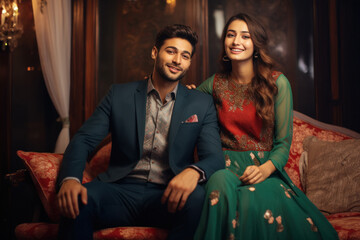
[161,168,200,213]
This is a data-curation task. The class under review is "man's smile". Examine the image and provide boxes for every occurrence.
[167,64,182,74]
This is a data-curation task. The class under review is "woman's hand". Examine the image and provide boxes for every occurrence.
[239,160,276,185]
[186,84,197,89]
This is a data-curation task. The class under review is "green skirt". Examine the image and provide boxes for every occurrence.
[194,150,338,240]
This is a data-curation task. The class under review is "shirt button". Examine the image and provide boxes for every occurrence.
[152,161,155,164]
[156,130,159,134]
[153,147,157,151]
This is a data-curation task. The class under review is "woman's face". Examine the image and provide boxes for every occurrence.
[224,20,254,63]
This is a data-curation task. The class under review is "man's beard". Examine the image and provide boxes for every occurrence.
[156,60,187,82]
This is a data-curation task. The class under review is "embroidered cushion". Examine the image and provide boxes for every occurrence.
[16,151,63,222]
[301,136,360,214]
[16,142,112,222]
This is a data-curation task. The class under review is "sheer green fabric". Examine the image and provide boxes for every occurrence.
[197,74,215,95]
[269,74,293,171]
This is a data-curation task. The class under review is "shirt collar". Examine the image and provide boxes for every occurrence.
[147,76,178,100]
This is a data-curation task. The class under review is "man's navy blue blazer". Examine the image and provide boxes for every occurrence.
[57,79,224,186]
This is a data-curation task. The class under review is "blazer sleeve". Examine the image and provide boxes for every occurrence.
[192,94,224,180]
[57,86,114,186]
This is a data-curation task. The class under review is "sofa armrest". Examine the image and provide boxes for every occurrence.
[5,169,29,187]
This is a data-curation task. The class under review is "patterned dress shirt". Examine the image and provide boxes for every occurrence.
[127,78,177,184]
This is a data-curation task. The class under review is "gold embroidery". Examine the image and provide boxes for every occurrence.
[250,152,261,166]
[209,190,220,206]
[228,233,235,240]
[232,219,237,229]
[213,73,274,151]
[233,160,241,170]
[276,216,284,232]
[280,184,294,199]
[264,209,274,224]
[306,217,318,232]
[225,154,231,167]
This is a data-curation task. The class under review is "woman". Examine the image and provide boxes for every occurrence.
[193,13,338,240]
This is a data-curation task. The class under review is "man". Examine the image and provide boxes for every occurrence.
[57,24,224,240]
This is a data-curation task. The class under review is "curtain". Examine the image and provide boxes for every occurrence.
[32,0,71,153]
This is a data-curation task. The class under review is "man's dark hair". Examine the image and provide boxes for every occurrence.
[154,24,198,56]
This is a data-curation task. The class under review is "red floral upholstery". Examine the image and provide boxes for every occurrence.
[284,116,351,191]
[15,223,168,240]
[93,227,168,240]
[15,223,58,240]
[15,112,360,240]
[16,151,63,222]
[326,213,360,240]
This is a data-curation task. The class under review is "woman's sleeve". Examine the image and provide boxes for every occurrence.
[196,74,215,95]
[268,74,293,171]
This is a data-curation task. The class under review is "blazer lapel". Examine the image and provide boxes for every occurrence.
[135,80,148,157]
[169,84,188,147]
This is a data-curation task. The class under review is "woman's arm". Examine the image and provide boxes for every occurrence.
[268,74,293,171]
[240,74,293,184]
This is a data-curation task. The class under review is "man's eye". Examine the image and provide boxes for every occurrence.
[182,55,190,60]
[167,50,175,54]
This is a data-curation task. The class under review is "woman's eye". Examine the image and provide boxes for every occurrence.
[226,33,235,38]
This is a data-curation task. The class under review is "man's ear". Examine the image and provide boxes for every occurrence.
[151,46,158,60]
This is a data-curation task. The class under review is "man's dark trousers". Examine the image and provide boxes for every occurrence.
[58,177,205,240]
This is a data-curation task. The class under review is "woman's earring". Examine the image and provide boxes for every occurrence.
[222,54,230,61]
[254,52,259,59]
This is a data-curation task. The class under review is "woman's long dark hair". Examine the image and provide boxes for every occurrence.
[220,13,278,126]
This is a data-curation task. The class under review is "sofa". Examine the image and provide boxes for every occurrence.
[8,110,360,240]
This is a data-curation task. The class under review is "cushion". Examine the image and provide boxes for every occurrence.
[302,136,360,214]
[16,142,112,222]
[17,151,63,222]
[285,116,351,191]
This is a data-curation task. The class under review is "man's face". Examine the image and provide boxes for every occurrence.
[152,38,193,82]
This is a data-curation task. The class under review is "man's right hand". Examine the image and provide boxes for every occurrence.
[57,179,87,219]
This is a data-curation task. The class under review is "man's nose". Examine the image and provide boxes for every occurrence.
[172,53,181,65]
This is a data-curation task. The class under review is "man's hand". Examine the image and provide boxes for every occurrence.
[161,168,200,213]
[57,179,87,219]
[239,160,276,185]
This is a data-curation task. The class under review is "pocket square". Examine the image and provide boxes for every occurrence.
[184,114,198,123]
